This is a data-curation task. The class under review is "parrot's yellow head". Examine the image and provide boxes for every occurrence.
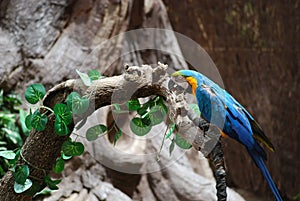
[172,70,199,95]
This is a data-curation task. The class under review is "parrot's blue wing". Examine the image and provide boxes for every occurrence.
[200,75,269,159]
[224,90,275,152]
[172,70,282,201]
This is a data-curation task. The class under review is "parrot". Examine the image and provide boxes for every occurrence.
[172,70,282,201]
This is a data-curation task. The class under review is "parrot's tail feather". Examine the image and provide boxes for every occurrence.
[248,150,283,201]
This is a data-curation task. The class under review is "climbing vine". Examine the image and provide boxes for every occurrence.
[4,68,194,195]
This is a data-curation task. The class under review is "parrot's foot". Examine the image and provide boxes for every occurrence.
[198,120,210,136]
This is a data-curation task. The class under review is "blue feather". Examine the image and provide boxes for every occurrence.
[248,149,283,201]
[173,70,282,201]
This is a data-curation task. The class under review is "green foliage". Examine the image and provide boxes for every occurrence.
[62,138,84,156]
[53,158,64,173]
[12,71,195,196]
[54,103,72,125]
[13,165,30,185]
[9,149,20,166]
[53,103,72,136]
[126,99,141,111]
[44,176,61,190]
[0,150,16,159]
[30,110,48,131]
[25,84,46,104]
[76,70,92,86]
[137,104,148,116]
[175,134,192,149]
[189,103,201,116]
[168,133,193,157]
[130,117,152,136]
[61,152,72,160]
[86,124,107,141]
[148,105,167,125]
[88,70,101,80]
[0,90,25,178]
[2,128,23,146]
[77,69,102,86]
[166,123,176,139]
[128,96,168,136]
[114,128,122,145]
[54,120,69,136]
[169,139,175,156]
[19,109,30,136]
[14,179,32,193]
[25,110,33,130]
[24,181,42,196]
[66,92,89,115]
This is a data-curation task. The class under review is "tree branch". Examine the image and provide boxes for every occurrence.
[0,63,226,200]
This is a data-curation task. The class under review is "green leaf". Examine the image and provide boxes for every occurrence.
[61,152,72,160]
[53,158,64,173]
[34,189,53,196]
[25,83,46,104]
[166,123,176,139]
[30,110,48,131]
[2,128,23,146]
[24,181,41,196]
[112,104,130,114]
[9,149,20,165]
[112,103,121,111]
[44,176,61,190]
[148,105,167,125]
[152,96,166,108]
[54,119,70,136]
[88,70,100,80]
[175,134,192,149]
[189,103,201,116]
[54,103,72,125]
[76,69,92,86]
[25,110,33,130]
[5,93,22,106]
[13,165,30,185]
[114,128,122,145]
[0,150,16,159]
[169,139,175,156]
[0,113,15,125]
[0,167,5,177]
[14,179,32,193]
[66,92,89,115]
[137,105,148,116]
[19,109,30,136]
[126,99,141,111]
[130,117,152,136]
[86,124,107,141]
[62,139,84,156]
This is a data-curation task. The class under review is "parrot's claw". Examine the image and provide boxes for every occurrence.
[199,120,210,136]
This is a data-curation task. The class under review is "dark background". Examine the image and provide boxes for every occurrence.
[163,0,299,200]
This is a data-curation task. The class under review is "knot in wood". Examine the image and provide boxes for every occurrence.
[124,65,153,84]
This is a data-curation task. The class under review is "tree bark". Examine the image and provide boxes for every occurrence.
[0,0,269,200]
[0,63,225,200]
[163,1,299,200]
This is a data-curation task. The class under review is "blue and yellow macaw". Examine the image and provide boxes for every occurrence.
[172,70,282,201]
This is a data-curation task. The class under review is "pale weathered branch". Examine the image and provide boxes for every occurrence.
[0,63,226,200]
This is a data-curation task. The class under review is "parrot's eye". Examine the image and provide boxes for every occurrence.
[173,75,186,83]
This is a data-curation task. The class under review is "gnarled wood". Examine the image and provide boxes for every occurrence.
[0,63,229,200]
